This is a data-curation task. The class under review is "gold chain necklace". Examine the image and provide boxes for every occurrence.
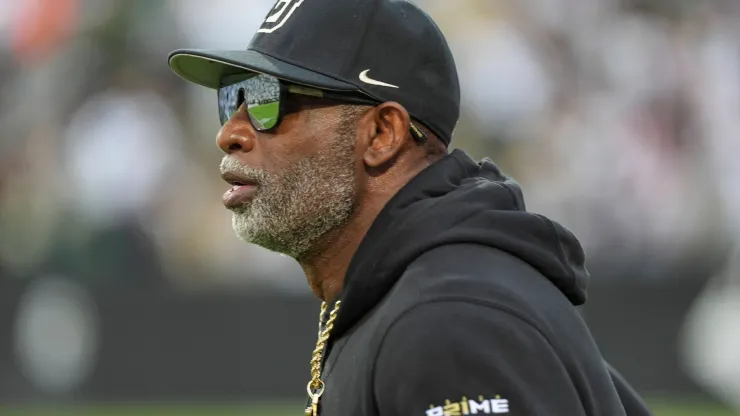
[305,300,341,416]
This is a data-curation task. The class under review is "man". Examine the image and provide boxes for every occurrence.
[168,0,652,414]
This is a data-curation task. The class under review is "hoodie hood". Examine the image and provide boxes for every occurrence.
[332,149,589,338]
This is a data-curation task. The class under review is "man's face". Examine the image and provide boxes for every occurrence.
[217,96,361,259]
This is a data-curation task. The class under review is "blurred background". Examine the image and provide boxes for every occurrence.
[1,0,739,415]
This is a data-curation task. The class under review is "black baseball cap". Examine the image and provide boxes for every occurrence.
[168,0,460,145]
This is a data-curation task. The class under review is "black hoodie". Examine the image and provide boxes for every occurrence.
[312,150,652,416]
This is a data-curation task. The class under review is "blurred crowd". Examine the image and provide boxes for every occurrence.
[1,0,739,282]
[1,0,740,408]
[6,0,739,280]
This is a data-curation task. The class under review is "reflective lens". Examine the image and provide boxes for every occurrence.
[217,74,282,130]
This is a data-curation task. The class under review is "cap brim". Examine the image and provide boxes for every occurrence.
[168,49,356,91]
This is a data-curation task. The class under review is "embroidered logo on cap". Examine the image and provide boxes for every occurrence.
[258,0,305,34]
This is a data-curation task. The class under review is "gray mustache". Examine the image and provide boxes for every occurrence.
[220,156,268,184]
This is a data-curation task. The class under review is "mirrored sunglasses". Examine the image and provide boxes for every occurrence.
[217,73,426,141]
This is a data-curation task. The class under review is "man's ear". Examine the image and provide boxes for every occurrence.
[361,102,412,168]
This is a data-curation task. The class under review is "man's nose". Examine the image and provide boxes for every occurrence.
[216,115,256,154]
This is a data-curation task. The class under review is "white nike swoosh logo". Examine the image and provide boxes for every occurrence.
[359,70,399,89]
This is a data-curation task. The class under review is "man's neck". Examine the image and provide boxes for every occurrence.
[299,155,434,301]
[298,201,380,302]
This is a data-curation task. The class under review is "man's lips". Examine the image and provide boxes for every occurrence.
[223,184,258,208]
[221,172,259,209]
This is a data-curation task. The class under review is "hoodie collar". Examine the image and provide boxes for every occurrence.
[330,150,589,339]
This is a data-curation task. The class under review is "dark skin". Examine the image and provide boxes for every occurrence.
[216,97,438,301]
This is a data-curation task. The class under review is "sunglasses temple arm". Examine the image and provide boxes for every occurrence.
[312,92,427,143]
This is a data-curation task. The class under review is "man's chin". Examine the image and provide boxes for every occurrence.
[231,213,257,242]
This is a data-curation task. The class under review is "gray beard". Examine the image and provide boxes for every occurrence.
[220,137,357,259]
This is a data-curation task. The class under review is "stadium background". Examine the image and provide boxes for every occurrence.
[1,0,740,414]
